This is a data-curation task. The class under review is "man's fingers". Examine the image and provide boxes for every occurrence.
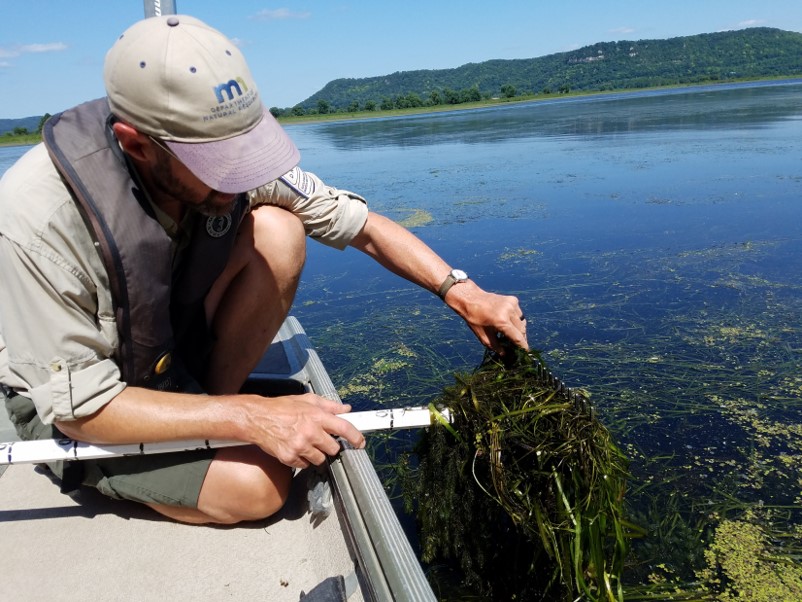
[313,399,365,448]
[486,321,529,354]
[304,448,328,467]
[327,414,365,449]
[323,400,352,414]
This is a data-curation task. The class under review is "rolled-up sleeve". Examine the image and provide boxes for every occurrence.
[249,166,369,250]
[0,146,125,424]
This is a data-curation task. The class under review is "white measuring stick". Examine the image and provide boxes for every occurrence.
[0,406,451,465]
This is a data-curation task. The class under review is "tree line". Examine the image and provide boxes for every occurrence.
[271,27,802,117]
[2,114,51,138]
[270,85,502,118]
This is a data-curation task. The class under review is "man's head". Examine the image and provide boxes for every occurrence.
[104,15,298,194]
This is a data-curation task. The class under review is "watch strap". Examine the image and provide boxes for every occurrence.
[437,270,467,300]
[437,274,458,300]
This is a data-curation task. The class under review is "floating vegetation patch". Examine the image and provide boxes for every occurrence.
[396,208,434,228]
[698,512,802,601]
[498,247,542,264]
[636,510,802,601]
[337,343,417,399]
[402,346,631,601]
[645,196,682,205]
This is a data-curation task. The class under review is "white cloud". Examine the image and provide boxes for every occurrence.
[250,8,311,21]
[609,26,636,35]
[717,18,768,32]
[0,42,67,59]
[20,43,68,53]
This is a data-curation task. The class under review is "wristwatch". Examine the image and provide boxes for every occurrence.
[437,269,469,300]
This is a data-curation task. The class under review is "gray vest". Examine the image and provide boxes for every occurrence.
[43,98,248,390]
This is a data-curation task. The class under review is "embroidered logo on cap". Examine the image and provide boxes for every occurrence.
[204,80,257,123]
[213,78,249,103]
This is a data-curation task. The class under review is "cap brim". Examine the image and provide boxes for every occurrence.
[165,108,300,194]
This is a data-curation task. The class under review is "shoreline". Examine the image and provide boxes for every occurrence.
[2,76,800,147]
[275,76,802,126]
[0,134,40,149]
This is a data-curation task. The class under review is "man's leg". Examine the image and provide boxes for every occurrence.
[204,204,307,394]
[146,446,293,525]
[150,205,307,524]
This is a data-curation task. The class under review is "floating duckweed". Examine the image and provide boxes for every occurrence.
[696,513,802,602]
[499,247,542,262]
[337,343,418,399]
[396,208,434,228]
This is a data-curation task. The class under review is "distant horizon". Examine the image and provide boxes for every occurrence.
[2,1,801,118]
[4,77,802,131]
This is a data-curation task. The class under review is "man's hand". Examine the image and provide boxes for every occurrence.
[443,281,528,354]
[241,393,366,469]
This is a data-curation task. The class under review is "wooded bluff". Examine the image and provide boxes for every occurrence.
[289,27,802,115]
[4,27,802,133]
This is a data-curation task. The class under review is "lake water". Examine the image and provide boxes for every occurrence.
[3,81,802,596]
[287,82,802,597]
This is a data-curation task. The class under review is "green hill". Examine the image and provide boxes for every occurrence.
[295,28,802,112]
[0,116,43,136]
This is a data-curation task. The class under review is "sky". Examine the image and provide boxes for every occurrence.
[1,0,801,119]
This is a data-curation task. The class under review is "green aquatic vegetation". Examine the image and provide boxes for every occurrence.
[498,247,542,263]
[404,346,631,601]
[298,231,802,598]
[396,208,434,228]
[696,513,802,601]
[337,346,416,398]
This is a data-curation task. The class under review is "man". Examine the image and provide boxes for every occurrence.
[0,15,527,525]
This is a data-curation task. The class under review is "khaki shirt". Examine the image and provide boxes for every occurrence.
[0,143,368,424]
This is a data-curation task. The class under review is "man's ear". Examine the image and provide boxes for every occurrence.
[111,121,152,162]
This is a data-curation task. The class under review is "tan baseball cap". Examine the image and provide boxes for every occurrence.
[104,14,299,193]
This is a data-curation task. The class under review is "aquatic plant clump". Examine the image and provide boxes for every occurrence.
[406,347,630,601]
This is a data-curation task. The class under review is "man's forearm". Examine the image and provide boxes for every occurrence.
[350,210,528,351]
[349,211,452,295]
[55,386,366,469]
[55,386,246,445]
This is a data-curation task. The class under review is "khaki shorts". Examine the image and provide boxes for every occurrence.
[3,388,214,508]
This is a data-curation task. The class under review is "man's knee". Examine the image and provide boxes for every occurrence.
[250,204,306,277]
[197,447,294,524]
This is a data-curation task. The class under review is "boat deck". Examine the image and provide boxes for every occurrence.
[0,462,358,601]
[0,317,434,601]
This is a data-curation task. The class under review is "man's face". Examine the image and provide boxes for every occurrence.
[149,143,238,218]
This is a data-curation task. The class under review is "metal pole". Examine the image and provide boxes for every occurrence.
[143,0,177,18]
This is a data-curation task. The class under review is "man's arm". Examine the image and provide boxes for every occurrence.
[349,211,528,352]
[56,386,365,469]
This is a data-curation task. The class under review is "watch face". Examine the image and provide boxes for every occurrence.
[452,269,468,280]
